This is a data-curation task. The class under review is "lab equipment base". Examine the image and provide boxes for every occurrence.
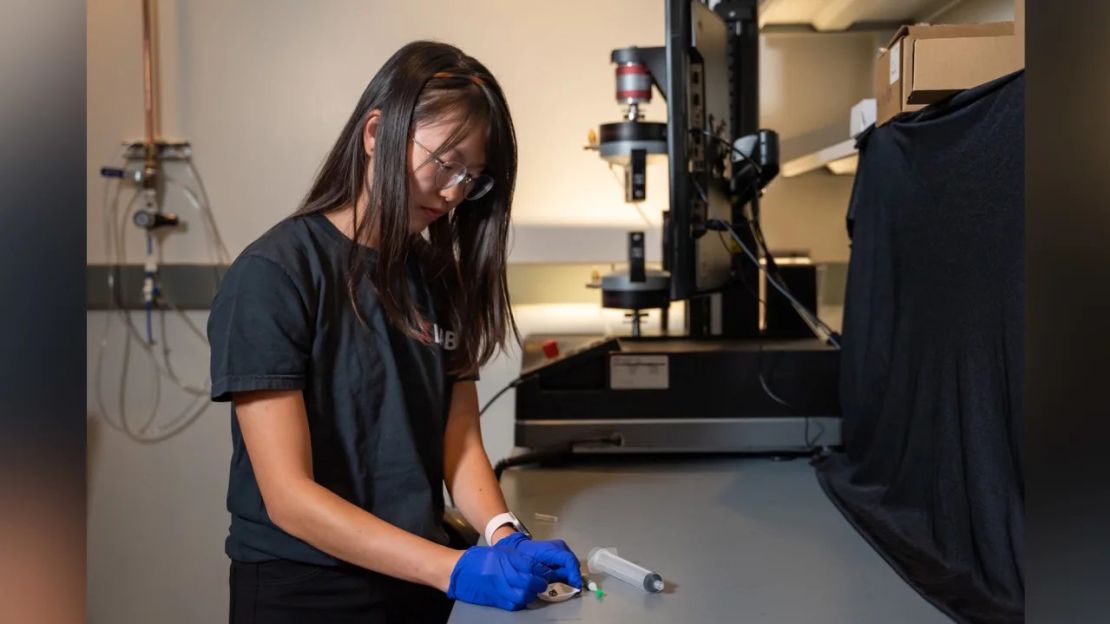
[514,334,841,453]
[517,416,840,453]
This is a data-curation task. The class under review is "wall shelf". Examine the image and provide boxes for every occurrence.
[779,121,859,177]
[757,0,967,32]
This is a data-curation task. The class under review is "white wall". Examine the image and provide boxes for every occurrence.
[760,30,875,261]
[87,2,872,622]
[88,0,674,265]
[87,312,230,624]
[89,0,868,265]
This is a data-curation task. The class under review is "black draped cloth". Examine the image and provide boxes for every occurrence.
[816,71,1025,623]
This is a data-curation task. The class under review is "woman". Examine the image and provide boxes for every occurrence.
[208,41,582,623]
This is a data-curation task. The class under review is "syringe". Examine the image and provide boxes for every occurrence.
[587,546,664,593]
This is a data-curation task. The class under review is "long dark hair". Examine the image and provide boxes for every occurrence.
[295,41,518,377]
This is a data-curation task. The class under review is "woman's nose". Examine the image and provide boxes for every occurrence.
[440,184,466,206]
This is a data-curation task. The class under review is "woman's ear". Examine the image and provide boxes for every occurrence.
[363,109,382,157]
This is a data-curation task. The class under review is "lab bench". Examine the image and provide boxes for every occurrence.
[447,456,948,624]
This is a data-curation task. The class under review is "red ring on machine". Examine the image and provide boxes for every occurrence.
[616,62,653,108]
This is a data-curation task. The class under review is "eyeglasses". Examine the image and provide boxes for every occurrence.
[412,138,495,201]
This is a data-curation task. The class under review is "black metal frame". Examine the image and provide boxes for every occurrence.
[665,0,695,303]
[716,0,764,339]
[662,0,768,338]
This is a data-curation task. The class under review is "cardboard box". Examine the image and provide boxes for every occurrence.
[911,35,1022,103]
[875,21,1021,126]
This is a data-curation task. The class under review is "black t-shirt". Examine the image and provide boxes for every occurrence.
[208,212,460,564]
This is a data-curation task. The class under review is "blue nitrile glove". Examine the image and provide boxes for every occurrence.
[495,532,584,589]
[447,545,549,611]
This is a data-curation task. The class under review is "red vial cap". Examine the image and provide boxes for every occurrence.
[541,339,560,359]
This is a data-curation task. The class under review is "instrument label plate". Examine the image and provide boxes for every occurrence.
[610,355,669,390]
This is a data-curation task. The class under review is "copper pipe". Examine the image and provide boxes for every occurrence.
[141,0,157,172]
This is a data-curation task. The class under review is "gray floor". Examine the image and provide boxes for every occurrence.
[449,457,950,624]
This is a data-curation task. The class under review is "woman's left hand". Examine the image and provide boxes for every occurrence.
[495,533,583,589]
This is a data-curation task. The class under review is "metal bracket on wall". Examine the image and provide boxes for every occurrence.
[121,139,192,162]
[85,262,850,311]
[87,264,227,310]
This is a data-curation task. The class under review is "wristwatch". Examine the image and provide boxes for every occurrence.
[483,512,532,546]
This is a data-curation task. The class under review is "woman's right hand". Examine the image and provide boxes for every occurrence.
[446,545,548,611]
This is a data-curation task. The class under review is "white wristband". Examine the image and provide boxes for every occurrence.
[484,512,519,546]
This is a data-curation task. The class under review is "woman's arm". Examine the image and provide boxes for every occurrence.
[442,381,517,544]
[233,389,462,591]
[443,381,584,589]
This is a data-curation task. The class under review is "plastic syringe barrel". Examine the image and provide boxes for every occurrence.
[587,546,664,593]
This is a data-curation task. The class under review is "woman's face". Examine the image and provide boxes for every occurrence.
[406,116,488,233]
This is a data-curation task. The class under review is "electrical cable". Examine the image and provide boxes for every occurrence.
[145,231,154,343]
[689,176,709,205]
[699,129,842,344]
[95,177,128,433]
[138,299,198,435]
[688,131,834,343]
[155,175,225,348]
[166,176,231,293]
[478,372,542,417]
[100,186,209,441]
[182,159,236,287]
[149,166,231,327]
[682,127,838,444]
[711,219,840,349]
[93,158,228,442]
[694,128,764,188]
[110,184,210,391]
[166,174,232,263]
[687,134,837,344]
[688,169,821,339]
[479,378,521,417]
[745,214,840,345]
[115,177,211,346]
[749,225,841,342]
[715,232,823,450]
[115,310,163,441]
